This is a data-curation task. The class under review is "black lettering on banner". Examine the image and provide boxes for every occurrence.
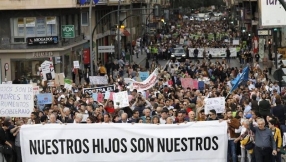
[146,138,154,153]
[66,139,74,154]
[45,140,52,155]
[113,138,120,153]
[83,139,89,153]
[30,140,37,155]
[181,138,187,151]
[174,138,180,152]
[100,139,104,153]
[188,137,195,151]
[138,138,145,153]
[204,137,211,150]
[92,139,100,153]
[157,138,165,152]
[166,138,173,152]
[38,140,45,155]
[212,136,219,150]
[104,139,111,153]
[130,138,137,153]
[121,138,127,153]
[196,137,203,151]
[58,139,65,154]
[74,139,82,154]
[52,140,59,154]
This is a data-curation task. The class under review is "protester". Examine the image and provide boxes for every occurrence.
[249,118,277,162]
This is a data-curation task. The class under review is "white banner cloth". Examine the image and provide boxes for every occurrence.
[20,121,227,162]
[188,48,237,58]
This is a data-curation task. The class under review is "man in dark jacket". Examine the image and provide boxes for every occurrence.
[258,93,271,121]
[251,94,259,112]
[272,98,286,132]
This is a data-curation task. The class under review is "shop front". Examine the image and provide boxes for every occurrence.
[0,42,86,82]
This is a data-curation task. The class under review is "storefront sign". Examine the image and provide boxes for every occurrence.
[27,36,58,45]
[62,25,75,38]
[32,52,53,58]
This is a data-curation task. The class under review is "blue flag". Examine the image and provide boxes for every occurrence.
[80,0,99,5]
[230,66,249,93]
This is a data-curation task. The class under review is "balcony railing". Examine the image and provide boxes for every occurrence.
[0,0,78,10]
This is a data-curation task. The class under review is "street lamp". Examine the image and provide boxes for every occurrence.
[117,0,122,60]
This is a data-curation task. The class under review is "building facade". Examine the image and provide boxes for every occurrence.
[0,0,170,82]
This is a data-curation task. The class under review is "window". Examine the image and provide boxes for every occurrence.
[11,17,58,43]
[81,12,89,26]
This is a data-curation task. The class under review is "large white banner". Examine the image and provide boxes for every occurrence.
[260,0,286,26]
[0,84,33,117]
[20,122,227,162]
[188,48,236,58]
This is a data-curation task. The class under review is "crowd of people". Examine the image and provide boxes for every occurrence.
[0,13,285,162]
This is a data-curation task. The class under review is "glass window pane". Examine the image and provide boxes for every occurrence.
[13,18,25,37]
[36,17,46,36]
[46,17,57,36]
[25,17,36,36]
[46,24,57,36]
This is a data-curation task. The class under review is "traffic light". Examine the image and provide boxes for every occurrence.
[274,28,278,31]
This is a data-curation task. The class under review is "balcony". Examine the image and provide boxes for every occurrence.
[107,0,131,6]
[0,0,78,10]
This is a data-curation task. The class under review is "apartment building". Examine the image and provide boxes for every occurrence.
[0,0,169,82]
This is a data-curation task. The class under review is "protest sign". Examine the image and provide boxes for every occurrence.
[73,61,80,69]
[188,48,236,58]
[83,85,115,95]
[54,73,65,86]
[40,60,55,81]
[204,97,225,114]
[181,78,193,89]
[33,86,39,96]
[0,84,33,117]
[132,69,158,91]
[89,76,108,85]
[20,122,227,162]
[113,91,129,108]
[64,83,72,91]
[37,93,53,105]
[139,72,149,81]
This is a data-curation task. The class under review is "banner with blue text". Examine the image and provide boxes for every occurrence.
[20,121,227,162]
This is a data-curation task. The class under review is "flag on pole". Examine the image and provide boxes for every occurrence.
[229,66,249,93]
[80,0,99,5]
